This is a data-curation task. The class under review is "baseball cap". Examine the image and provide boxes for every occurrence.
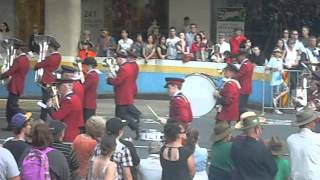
[11,112,32,129]
[106,117,126,135]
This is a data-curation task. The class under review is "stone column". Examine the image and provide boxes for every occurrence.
[45,0,81,56]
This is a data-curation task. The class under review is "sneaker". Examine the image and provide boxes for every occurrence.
[273,98,278,108]
[274,109,283,115]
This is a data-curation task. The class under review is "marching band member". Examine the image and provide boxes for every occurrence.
[236,50,254,115]
[107,53,141,139]
[160,77,193,128]
[214,64,241,123]
[0,39,29,130]
[82,57,99,121]
[34,37,61,121]
[47,78,84,142]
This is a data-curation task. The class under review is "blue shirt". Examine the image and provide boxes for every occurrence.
[266,57,284,86]
[194,145,208,172]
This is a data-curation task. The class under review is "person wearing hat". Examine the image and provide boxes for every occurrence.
[231,112,277,180]
[34,36,62,121]
[268,136,290,180]
[82,57,100,120]
[138,141,162,180]
[266,48,289,115]
[208,121,234,180]
[214,64,241,123]
[160,77,193,127]
[78,40,96,60]
[47,77,84,142]
[107,53,141,139]
[0,39,30,130]
[235,49,254,115]
[287,109,320,180]
[2,112,32,164]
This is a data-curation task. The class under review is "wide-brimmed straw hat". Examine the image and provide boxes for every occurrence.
[211,121,234,142]
[235,112,266,130]
[268,136,287,156]
[293,109,319,126]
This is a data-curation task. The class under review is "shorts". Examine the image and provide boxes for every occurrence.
[272,83,289,97]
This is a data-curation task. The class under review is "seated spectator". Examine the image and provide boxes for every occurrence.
[3,112,32,165]
[131,33,144,58]
[210,45,224,63]
[20,122,70,180]
[0,147,20,180]
[166,27,180,60]
[96,29,116,57]
[138,141,162,180]
[191,33,207,61]
[239,39,252,55]
[49,120,80,179]
[143,34,157,61]
[208,121,234,180]
[186,128,208,180]
[78,40,96,60]
[199,31,211,47]
[157,36,167,59]
[250,46,266,66]
[88,135,118,180]
[268,136,290,180]
[117,29,134,56]
[160,122,195,180]
[176,32,193,62]
[217,33,231,54]
[72,116,106,180]
[230,28,247,55]
[287,110,320,179]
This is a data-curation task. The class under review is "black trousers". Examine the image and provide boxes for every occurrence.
[6,93,23,127]
[40,86,50,121]
[115,104,141,131]
[84,108,96,121]
[208,166,232,180]
[239,94,249,115]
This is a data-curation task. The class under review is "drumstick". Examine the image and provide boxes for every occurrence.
[147,106,161,124]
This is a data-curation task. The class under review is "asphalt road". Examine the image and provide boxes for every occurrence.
[0,98,299,158]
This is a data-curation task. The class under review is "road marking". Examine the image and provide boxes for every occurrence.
[266,119,293,126]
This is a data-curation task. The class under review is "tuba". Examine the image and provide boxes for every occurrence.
[50,85,60,110]
[102,57,118,78]
[34,35,51,84]
[0,39,16,85]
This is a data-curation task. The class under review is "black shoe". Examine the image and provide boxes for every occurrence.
[2,126,12,131]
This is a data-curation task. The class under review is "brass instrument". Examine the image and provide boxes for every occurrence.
[0,39,16,85]
[34,35,50,84]
[102,57,118,78]
[73,57,85,83]
[50,85,60,110]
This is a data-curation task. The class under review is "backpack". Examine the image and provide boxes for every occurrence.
[21,147,54,180]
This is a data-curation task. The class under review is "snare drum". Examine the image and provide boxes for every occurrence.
[181,73,217,117]
[139,129,164,141]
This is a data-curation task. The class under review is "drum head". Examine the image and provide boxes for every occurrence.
[182,73,216,117]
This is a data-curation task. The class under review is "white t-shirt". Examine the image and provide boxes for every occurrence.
[166,37,180,59]
[138,154,162,180]
[217,42,231,54]
[284,49,299,67]
[118,38,134,52]
[0,147,20,180]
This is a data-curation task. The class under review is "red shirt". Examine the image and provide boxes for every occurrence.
[78,49,96,60]
[83,70,99,109]
[236,59,254,95]
[169,92,193,123]
[34,52,61,85]
[217,79,240,122]
[73,81,84,108]
[230,35,247,55]
[1,54,30,95]
[107,62,139,105]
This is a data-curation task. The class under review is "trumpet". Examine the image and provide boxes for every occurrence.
[34,35,50,84]
[73,57,85,83]
[50,85,60,110]
[0,39,16,85]
[102,57,118,78]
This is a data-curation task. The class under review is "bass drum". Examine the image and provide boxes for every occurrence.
[181,73,217,118]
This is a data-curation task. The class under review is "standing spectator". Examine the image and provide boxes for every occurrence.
[0,147,20,180]
[21,123,70,180]
[0,22,12,39]
[208,121,234,180]
[28,24,40,53]
[236,50,254,115]
[191,34,203,61]
[210,45,224,63]
[216,34,231,54]
[138,141,162,180]
[250,46,266,66]
[266,48,289,115]
[230,28,247,55]
[275,39,286,52]
[166,27,180,60]
[186,129,208,180]
[49,120,80,179]
[78,40,96,60]
[186,24,198,50]
[182,16,191,33]
[300,26,310,47]
[282,29,290,45]
[231,113,277,180]
[3,112,32,165]
[72,116,106,180]
[147,19,159,36]
[79,30,94,50]
[176,32,193,61]
[240,39,252,55]
[284,39,300,96]
[268,136,290,180]
[160,122,195,180]
[305,36,320,64]
[157,36,167,59]
[117,29,134,56]
[142,34,157,61]
[96,30,117,57]
[287,110,320,180]
[131,34,144,58]
[151,27,162,43]
[87,135,118,180]
[290,30,305,52]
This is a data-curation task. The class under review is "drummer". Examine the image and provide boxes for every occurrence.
[159,77,193,128]
[214,64,241,124]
